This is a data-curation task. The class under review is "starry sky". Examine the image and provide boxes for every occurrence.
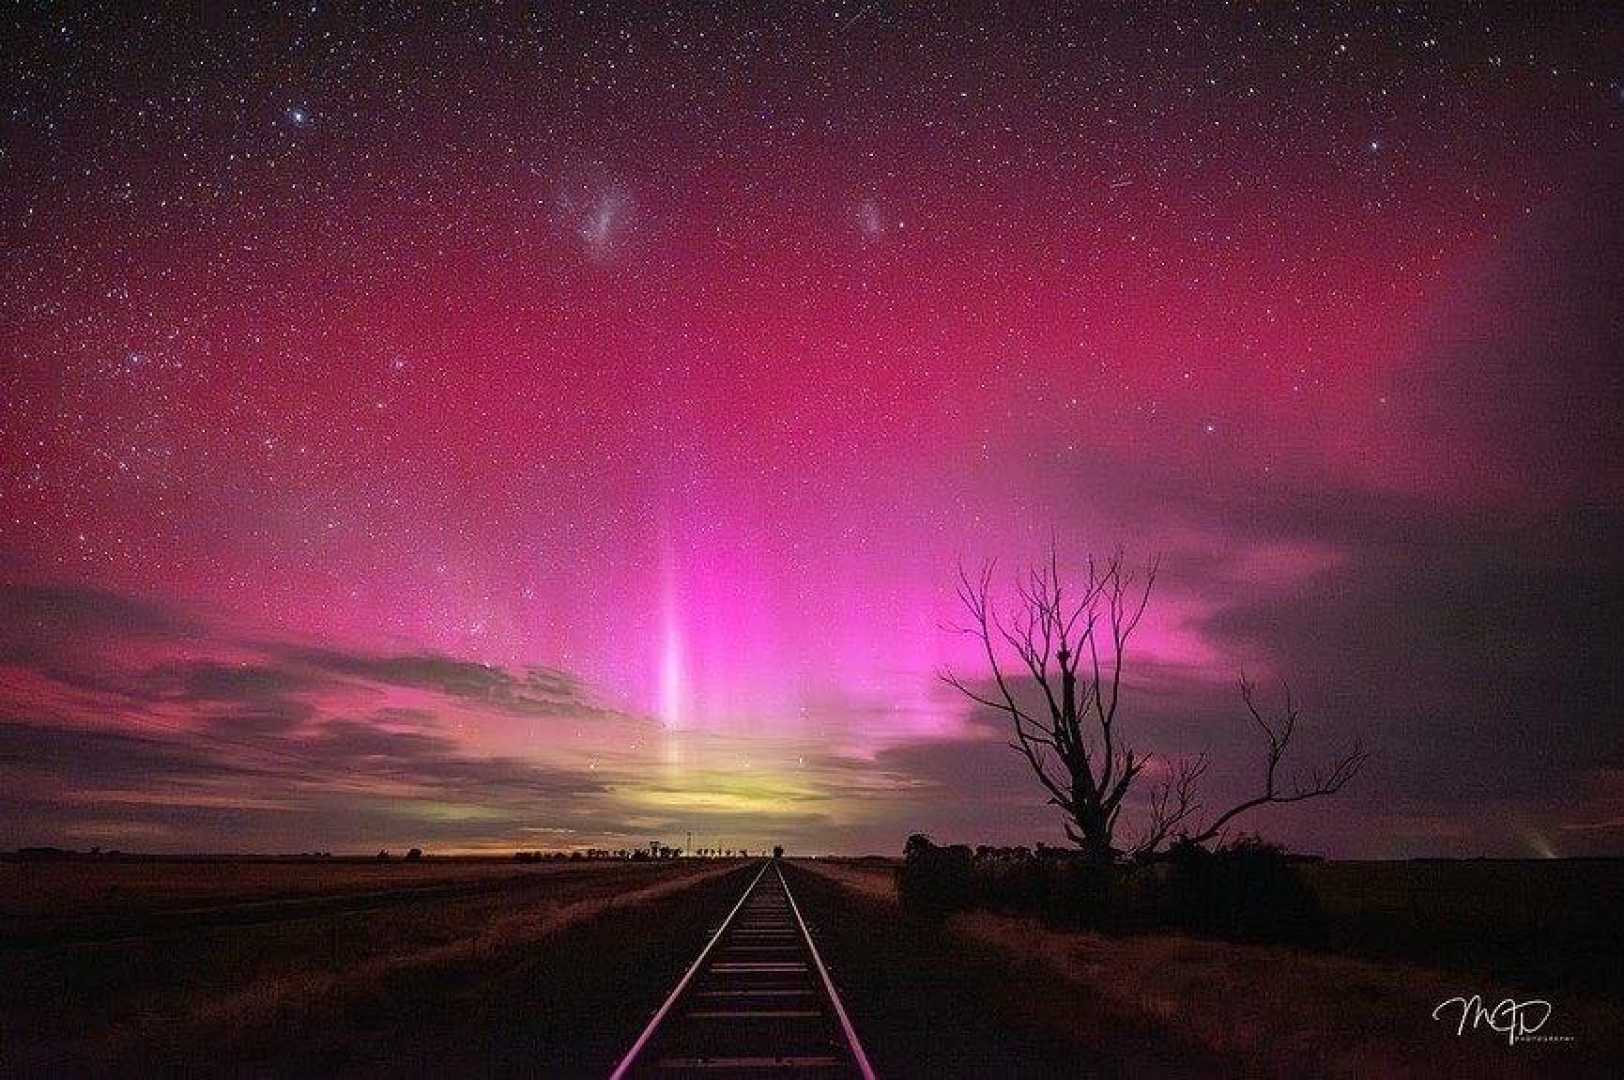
[3,3,1621,857]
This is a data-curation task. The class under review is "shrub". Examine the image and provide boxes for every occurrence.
[898,832,1324,944]
[1041,855,1117,930]
[1159,836,1325,943]
[899,834,974,915]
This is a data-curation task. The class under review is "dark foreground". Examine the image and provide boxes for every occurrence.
[781,861,1221,1078]
[790,859,1624,1080]
[1,858,753,1076]
[5,856,1622,1077]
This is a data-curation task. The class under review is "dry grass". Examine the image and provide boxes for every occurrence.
[800,859,897,902]
[798,860,1622,1078]
[143,860,740,1056]
[0,859,743,1072]
[0,856,608,926]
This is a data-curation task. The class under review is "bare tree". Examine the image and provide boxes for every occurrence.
[941,546,1367,862]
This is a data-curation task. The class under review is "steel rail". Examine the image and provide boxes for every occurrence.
[609,859,773,1080]
[608,858,876,1078]
[774,860,877,1080]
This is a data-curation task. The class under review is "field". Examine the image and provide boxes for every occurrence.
[1302,859,1624,994]
[792,858,1624,1078]
[4,854,1622,1077]
[3,856,647,930]
[0,855,756,1076]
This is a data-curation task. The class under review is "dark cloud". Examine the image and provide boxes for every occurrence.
[1192,500,1623,805]
[200,701,318,737]
[0,583,647,733]
[868,736,1063,842]
[296,718,607,798]
[0,582,195,643]
[0,586,649,851]
[1383,163,1624,503]
[0,710,611,852]
[268,645,630,721]
[168,661,321,704]
[272,647,514,697]
[0,583,193,704]
[0,720,268,792]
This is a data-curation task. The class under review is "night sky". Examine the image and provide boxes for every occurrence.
[3,3,1621,857]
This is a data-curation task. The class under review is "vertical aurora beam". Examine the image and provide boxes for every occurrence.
[656,533,692,781]
[658,536,688,732]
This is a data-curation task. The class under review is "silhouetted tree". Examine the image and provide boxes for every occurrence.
[942,544,1367,862]
[899,833,975,913]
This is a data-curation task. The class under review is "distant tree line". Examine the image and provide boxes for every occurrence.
[510,845,762,863]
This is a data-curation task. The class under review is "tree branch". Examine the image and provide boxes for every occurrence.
[1184,678,1369,847]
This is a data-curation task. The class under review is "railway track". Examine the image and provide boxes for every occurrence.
[611,859,876,1078]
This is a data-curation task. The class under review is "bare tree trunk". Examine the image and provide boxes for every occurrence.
[942,543,1368,860]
